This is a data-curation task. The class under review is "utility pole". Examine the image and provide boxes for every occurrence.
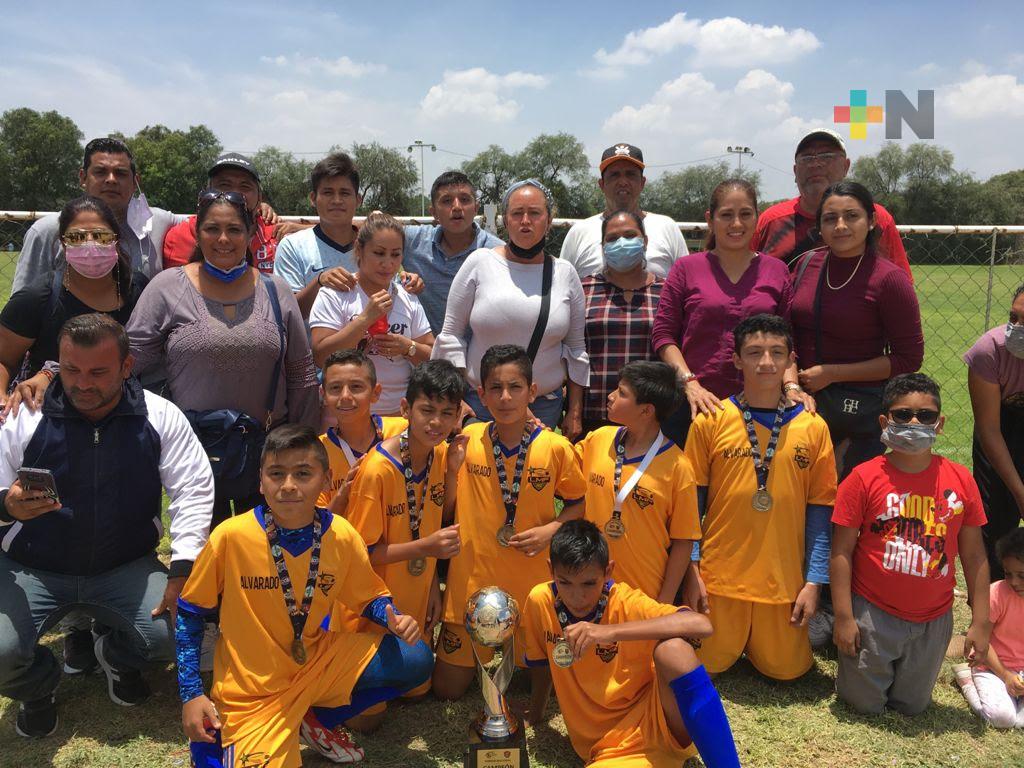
[407,140,437,216]
[726,145,753,173]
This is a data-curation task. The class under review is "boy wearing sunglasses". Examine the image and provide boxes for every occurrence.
[831,372,992,715]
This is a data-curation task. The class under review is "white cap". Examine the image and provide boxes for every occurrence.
[795,128,846,156]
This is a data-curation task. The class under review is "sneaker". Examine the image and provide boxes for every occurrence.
[93,631,151,706]
[300,711,364,763]
[15,695,57,738]
[63,628,98,675]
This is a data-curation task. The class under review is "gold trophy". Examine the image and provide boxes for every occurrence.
[463,586,528,768]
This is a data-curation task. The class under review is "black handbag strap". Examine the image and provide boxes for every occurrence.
[261,274,286,429]
[525,255,553,363]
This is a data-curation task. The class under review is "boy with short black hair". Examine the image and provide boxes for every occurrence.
[274,152,363,318]
[343,360,468,716]
[318,349,407,514]
[177,424,433,766]
[684,313,837,681]
[523,519,740,768]
[832,372,991,715]
[577,361,700,602]
[432,344,587,707]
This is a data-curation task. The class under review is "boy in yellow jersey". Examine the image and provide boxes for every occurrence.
[684,314,837,681]
[577,361,700,602]
[523,520,740,768]
[177,425,432,768]
[344,360,467,719]
[432,344,587,712]
[319,350,407,514]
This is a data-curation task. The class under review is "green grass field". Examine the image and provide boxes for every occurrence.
[1,258,1022,766]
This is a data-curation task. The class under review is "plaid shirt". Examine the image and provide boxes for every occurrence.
[581,273,664,422]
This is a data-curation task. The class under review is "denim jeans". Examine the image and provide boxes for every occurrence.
[0,552,174,702]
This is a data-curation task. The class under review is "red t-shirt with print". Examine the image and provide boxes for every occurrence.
[833,454,986,622]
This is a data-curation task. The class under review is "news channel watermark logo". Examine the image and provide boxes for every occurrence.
[833,89,935,140]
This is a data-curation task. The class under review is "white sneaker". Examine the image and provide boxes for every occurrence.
[299,711,364,763]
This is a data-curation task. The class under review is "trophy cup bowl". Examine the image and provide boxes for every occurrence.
[463,587,528,767]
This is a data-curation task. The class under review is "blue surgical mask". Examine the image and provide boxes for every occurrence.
[603,237,646,272]
[202,259,249,283]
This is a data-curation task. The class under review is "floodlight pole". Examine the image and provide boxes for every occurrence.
[407,140,437,216]
[727,145,754,173]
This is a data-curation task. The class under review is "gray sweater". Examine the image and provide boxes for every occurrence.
[126,268,319,429]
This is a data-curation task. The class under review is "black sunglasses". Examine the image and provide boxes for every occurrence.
[198,189,247,208]
[888,408,940,425]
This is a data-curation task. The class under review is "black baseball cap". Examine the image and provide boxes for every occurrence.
[208,152,260,184]
[599,143,645,173]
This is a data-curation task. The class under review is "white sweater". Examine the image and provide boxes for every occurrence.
[432,248,589,395]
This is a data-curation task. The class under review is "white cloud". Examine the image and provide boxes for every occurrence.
[938,73,1024,119]
[419,67,549,122]
[586,12,820,77]
[260,53,386,78]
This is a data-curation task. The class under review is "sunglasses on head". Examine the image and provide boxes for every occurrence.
[888,408,940,425]
[198,189,247,208]
[62,229,118,246]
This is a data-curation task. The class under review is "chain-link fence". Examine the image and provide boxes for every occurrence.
[2,211,1022,466]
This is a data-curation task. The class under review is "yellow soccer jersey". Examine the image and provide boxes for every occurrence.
[179,507,390,705]
[577,427,701,598]
[684,400,836,604]
[345,441,449,630]
[317,415,407,508]
[523,581,692,767]
[442,422,587,625]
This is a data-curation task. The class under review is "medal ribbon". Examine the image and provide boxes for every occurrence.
[611,428,665,524]
[399,431,434,543]
[490,423,533,530]
[263,505,323,654]
[737,395,786,492]
[327,415,385,467]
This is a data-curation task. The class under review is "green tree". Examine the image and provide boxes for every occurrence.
[460,144,519,207]
[252,146,313,215]
[120,125,222,213]
[643,161,762,221]
[350,142,418,214]
[0,107,83,210]
[850,141,958,222]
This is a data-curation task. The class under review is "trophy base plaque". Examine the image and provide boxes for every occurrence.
[464,725,529,768]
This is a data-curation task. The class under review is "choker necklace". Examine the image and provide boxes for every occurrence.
[507,236,547,260]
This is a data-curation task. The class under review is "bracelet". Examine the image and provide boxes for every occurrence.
[317,272,324,287]
[783,382,802,393]
[679,371,697,385]
[39,369,55,382]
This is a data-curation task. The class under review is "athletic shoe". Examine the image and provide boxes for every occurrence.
[93,631,151,706]
[299,711,364,763]
[15,695,57,738]
[62,628,98,675]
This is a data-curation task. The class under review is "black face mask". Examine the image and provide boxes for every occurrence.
[507,234,547,259]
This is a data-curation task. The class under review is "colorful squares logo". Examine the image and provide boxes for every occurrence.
[833,90,884,139]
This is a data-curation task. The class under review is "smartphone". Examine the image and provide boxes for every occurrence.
[17,467,60,504]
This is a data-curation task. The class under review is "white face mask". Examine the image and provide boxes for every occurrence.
[1005,322,1024,359]
[126,184,153,240]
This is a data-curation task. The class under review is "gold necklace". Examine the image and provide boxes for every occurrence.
[825,252,865,290]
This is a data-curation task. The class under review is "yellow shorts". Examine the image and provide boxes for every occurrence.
[697,593,812,681]
[586,676,696,768]
[215,631,379,768]
[435,621,530,669]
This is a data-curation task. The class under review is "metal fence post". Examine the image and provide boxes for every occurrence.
[983,227,998,332]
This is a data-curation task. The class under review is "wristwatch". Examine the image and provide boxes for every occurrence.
[406,342,416,357]
[679,371,698,385]
[783,382,803,393]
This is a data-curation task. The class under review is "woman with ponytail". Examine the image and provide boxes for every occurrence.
[433,179,589,436]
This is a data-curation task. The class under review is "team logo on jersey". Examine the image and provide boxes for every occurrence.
[793,444,811,470]
[441,627,462,654]
[631,486,654,508]
[595,642,619,663]
[527,467,551,491]
[318,573,336,596]
[430,482,446,507]
[240,753,271,768]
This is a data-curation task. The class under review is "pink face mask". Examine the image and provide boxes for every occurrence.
[65,243,119,279]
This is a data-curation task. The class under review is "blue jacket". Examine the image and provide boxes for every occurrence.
[0,377,214,577]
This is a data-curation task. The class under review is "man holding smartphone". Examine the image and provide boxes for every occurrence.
[0,314,215,738]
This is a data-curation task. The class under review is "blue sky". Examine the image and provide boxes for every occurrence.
[4,1,1023,208]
